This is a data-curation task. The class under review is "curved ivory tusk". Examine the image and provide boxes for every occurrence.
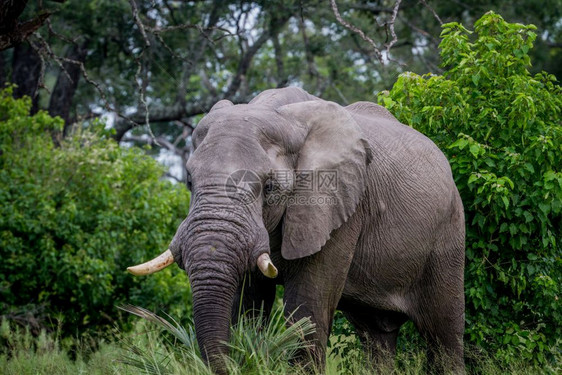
[257,253,278,279]
[127,249,175,276]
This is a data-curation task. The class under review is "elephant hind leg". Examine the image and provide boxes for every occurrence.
[413,312,465,375]
[341,306,407,366]
[410,252,465,373]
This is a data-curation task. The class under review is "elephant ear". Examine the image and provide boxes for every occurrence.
[276,101,372,260]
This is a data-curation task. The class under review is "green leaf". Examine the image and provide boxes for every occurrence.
[468,174,479,185]
[472,74,480,85]
[538,202,551,215]
[469,143,481,158]
[501,196,510,209]
[450,137,469,150]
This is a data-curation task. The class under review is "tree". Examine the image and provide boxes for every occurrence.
[0,0,66,51]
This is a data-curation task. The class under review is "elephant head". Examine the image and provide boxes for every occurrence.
[127,88,372,372]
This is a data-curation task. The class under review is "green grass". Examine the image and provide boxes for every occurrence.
[1,309,560,375]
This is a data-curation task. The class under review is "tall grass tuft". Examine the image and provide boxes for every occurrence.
[118,304,316,375]
[0,319,124,375]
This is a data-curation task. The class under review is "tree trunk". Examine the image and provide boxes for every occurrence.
[11,42,40,113]
[48,40,88,136]
[0,50,5,88]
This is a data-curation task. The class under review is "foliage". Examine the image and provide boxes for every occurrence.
[119,304,316,375]
[2,315,559,375]
[0,87,191,336]
[0,319,128,375]
[379,12,562,365]
[5,0,561,187]
[328,311,363,373]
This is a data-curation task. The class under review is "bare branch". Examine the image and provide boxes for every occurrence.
[348,4,393,14]
[122,134,187,159]
[112,3,229,142]
[129,0,151,47]
[330,0,383,63]
[384,0,402,52]
[399,15,440,46]
[0,11,52,51]
[46,17,78,45]
[0,0,73,51]
[112,98,219,142]
[147,23,233,40]
[419,0,443,25]
[151,32,180,58]
[383,0,406,66]
[224,12,291,98]
[29,33,142,135]
[172,121,192,148]
[133,50,156,141]
[298,14,318,79]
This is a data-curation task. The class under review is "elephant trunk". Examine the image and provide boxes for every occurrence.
[189,257,240,374]
[177,191,272,373]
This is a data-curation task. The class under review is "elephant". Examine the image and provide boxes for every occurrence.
[128,87,465,373]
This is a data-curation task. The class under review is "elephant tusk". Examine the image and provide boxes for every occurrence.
[127,249,175,276]
[257,253,278,278]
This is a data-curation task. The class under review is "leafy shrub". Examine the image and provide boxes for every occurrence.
[0,87,191,337]
[379,12,561,364]
[328,311,363,373]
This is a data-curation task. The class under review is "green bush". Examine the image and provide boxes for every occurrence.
[0,87,191,337]
[379,12,561,364]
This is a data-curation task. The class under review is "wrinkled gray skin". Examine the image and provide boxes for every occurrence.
[169,87,465,373]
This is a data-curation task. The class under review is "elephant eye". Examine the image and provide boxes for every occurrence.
[186,171,193,191]
[264,178,276,195]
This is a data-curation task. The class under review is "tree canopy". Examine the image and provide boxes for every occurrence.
[1,0,560,182]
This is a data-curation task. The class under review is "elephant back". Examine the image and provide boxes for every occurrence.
[249,87,319,109]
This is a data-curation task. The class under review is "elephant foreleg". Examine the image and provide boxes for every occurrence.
[282,217,361,370]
